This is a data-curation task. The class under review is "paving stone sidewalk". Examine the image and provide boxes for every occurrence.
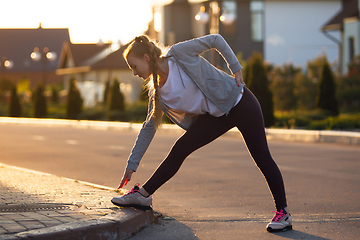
[0,163,154,240]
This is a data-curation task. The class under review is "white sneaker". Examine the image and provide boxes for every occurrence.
[266,208,292,232]
[111,184,152,210]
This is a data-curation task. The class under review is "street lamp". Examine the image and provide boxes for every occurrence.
[195,6,209,24]
[195,2,236,31]
[220,10,236,26]
[1,57,14,79]
[195,2,236,65]
[3,60,14,69]
[30,47,57,85]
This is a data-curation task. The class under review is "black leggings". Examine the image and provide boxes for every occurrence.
[143,88,287,210]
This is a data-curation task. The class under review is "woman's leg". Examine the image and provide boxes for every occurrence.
[143,113,234,195]
[227,88,287,210]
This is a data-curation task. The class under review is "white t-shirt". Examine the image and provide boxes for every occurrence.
[159,60,242,117]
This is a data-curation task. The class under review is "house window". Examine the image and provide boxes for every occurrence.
[250,0,264,42]
[349,37,355,61]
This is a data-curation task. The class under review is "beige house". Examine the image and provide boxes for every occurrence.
[56,41,143,107]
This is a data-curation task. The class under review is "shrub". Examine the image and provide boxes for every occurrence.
[0,78,13,102]
[315,58,339,116]
[33,84,47,118]
[79,107,106,121]
[332,115,360,129]
[270,64,299,111]
[274,112,311,129]
[337,75,360,112]
[107,78,125,120]
[307,114,360,130]
[244,51,275,127]
[8,85,22,117]
[66,78,83,119]
[337,54,360,112]
[51,85,59,104]
[125,101,148,122]
[293,72,317,111]
[103,79,110,105]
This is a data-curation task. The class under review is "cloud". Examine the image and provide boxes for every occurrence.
[267,34,286,46]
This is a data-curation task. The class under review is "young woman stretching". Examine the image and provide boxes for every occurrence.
[111,34,292,232]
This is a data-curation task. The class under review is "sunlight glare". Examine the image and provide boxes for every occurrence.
[154,10,162,32]
[0,0,153,44]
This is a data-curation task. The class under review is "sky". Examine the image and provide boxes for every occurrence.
[0,0,204,44]
[0,0,156,44]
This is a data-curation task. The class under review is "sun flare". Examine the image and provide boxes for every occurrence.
[0,0,153,44]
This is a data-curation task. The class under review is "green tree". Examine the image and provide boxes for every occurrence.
[108,78,125,111]
[8,85,22,117]
[0,78,13,102]
[270,64,299,111]
[51,85,59,104]
[244,52,275,127]
[293,72,317,111]
[103,79,110,105]
[337,54,360,112]
[306,54,334,83]
[33,84,47,118]
[315,59,339,116]
[107,78,125,120]
[66,78,83,119]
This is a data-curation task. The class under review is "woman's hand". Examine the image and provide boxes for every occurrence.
[234,70,245,87]
[118,169,135,189]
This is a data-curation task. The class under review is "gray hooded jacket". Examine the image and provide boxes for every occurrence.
[126,34,244,171]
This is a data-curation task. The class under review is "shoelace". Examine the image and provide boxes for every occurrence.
[124,184,140,196]
[271,210,285,222]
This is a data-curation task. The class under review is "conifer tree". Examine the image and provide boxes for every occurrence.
[244,52,275,127]
[103,79,110,105]
[33,84,47,118]
[270,64,299,111]
[315,59,339,116]
[8,85,22,117]
[108,78,125,112]
[107,78,125,121]
[66,78,83,119]
[51,85,59,104]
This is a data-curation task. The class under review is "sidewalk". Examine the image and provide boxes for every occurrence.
[0,163,154,240]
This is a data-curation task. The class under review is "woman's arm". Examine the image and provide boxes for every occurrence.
[125,117,156,171]
[118,99,157,188]
[169,34,242,74]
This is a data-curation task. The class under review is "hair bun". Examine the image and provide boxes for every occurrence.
[135,35,149,43]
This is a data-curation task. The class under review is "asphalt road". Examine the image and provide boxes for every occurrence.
[0,123,359,240]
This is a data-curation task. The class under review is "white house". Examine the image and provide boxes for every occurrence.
[56,42,143,107]
[321,0,360,74]
[264,0,341,69]
[155,0,342,71]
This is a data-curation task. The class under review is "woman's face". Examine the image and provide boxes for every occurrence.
[126,53,151,80]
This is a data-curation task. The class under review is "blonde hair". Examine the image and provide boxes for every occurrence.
[123,35,163,128]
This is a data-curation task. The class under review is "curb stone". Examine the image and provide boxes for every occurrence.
[0,163,154,240]
[0,117,359,145]
[8,209,154,240]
